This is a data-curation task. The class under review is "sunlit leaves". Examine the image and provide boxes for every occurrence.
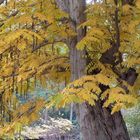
[49,71,138,114]
[0,0,139,138]
[48,73,119,108]
[0,0,71,138]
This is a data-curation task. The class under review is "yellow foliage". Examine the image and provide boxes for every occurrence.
[0,0,71,137]
[0,0,139,138]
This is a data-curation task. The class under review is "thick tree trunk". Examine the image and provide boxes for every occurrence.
[56,0,130,140]
[76,102,130,140]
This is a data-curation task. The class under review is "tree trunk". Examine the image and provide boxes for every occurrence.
[76,102,130,140]
[56,0,130,140]
[69,103,73,122]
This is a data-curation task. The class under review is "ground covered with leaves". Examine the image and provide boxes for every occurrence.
[17,117,79,140]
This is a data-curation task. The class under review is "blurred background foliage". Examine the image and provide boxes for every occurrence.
[124,103,140,139]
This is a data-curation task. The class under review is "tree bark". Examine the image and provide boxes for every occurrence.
[56,0,130,140]
[76,102,130,140]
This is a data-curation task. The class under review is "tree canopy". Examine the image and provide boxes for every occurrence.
[0,0,139,138]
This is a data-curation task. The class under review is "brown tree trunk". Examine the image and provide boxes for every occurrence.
[76,102,130,140]
[56,0,130,140]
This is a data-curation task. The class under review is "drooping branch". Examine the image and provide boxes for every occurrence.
[32,39,67,52]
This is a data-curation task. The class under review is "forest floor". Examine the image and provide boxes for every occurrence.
[17,117,80,140]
